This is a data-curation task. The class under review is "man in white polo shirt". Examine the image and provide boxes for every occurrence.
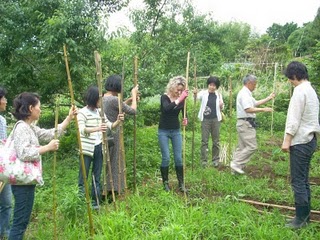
[230,74,275,174]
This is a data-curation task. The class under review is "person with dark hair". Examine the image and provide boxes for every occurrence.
[282,61,320,229]
[158,76,188,192]
[8,92,77,240]
[230,74,275,174]
[77,86,123,209]
[103,75,138,195]
[0,87,12,240]
[194,76,224,168]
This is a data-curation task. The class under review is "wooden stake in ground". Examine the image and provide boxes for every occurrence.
[191,57,197,172]
[227,76,233,163]
[63,44,94,238]
[118,56,127,196]
[182,51,190,199]
[271,62,278,136]
[133,56,138,192]
[52,100,59,240]
[94,51,116,207]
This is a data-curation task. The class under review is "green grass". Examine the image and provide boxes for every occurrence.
[22,124,320,239]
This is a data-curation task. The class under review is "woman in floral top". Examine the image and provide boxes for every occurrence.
[9,92,77,240]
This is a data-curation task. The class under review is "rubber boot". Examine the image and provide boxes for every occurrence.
[285,205,309,229]
[175,166,187,193]
[160,166,170,192]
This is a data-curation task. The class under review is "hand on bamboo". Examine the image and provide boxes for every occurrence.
[48,139,60,151]
[131,85,139,96]
[99,123,108,132]
[263,107,273,112]
[176,90,189,105]
[68,105,78,119]
[117,113,125,121]
[267,92,276,101]
[182,118,188,126]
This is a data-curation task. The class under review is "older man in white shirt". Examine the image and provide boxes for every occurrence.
[230,74,275,174]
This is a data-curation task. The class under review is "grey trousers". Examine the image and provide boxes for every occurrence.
[201,118,221,165]
[231,119,257,168]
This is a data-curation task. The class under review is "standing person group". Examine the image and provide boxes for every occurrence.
[103,75,138,196]
[158,76,188,193]
[281,61,320,229]
[77,85,125,208]
[230,74,275,174]
[195,76,224,168]
[0,87,11,240]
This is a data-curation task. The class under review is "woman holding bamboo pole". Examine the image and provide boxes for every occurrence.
[8,92,77,240]
[77,86,123,209]
[158,76,188,193]
[103,75,138,197]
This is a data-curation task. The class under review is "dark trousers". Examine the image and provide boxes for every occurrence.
[290,136,317,206]
[9,185,36,240]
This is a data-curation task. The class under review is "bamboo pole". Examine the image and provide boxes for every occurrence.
[227,76,233,163]
[271,62,278,136]
[133,56,138,192]
[63,44,94,237]
[0,181,4,193]
[118,56,127,196]
[182,51,190,199]
[52,100,59,240]
[94,51,116,208]
[191,57,197,172]
[239,199,320,215]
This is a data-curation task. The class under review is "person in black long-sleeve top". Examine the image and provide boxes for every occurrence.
[158,76,188,192]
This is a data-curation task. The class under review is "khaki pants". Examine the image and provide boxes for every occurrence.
[231,119,257,168]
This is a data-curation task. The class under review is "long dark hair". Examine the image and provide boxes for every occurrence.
[12,92,40,120]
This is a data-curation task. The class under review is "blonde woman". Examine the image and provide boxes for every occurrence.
[158,76,188,192]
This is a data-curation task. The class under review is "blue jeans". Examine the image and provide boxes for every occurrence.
[9,185,36,240]
[78,143,103,206]
[290,136,317,206]
[0,183,12,238]
[158,129,182,167]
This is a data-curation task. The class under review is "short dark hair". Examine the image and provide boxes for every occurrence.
[284,61,308,81]
[207,76,220,89]
[85,85,99,108]
[12,92,40,120]
[104,75,122,93]
[0,87,7,100]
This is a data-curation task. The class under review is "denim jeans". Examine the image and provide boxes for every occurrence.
[201,118,221,165]
[0,183,12,238]
[290,136,317,206]
[9,185,36,240]
[78,143,103,206]
[158,129,182,167]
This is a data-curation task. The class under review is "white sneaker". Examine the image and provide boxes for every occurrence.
[230,163,245,174]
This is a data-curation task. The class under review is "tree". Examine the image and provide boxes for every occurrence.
[0,0,126,103]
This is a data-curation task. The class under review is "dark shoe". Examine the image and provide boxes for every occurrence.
[160,166,170,192]
[163,181,171,192]
[175,166,188,193]
[285,206,309,229]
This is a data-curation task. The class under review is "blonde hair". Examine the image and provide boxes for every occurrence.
[165,76,186,95]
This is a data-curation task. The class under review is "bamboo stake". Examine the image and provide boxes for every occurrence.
[191,57,197,172]
[239,199,320,215]
[133,56,138,192]
[94,51,116,208]
[52,100,59,240]
[182,51,190,199]
[271,62,278,136]
[0,181,4,193]
[118,56,127,196]
[227,76,233,163]
[63,44,94,237]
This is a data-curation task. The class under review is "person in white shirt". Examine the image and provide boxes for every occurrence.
[281,61,320,229]
[195,76,224,168]
[230,74,275,174]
